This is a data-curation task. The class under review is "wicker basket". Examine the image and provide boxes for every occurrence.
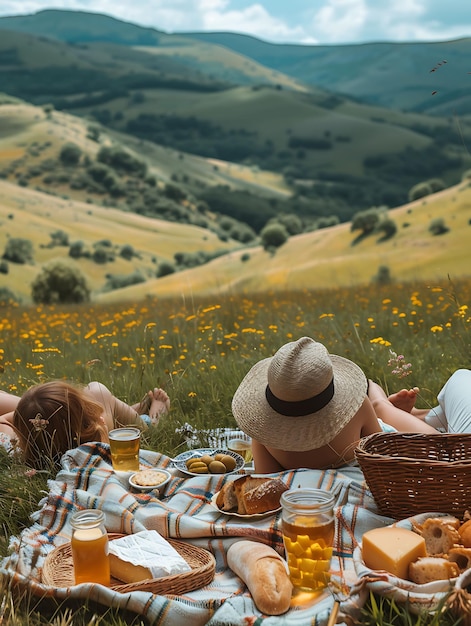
[355,432,471,519]
[42,533,215,595]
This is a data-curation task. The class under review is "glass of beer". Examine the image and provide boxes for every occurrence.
[108,426,140,472]
[71,509,110,586]
[280,488,335,594]
[227,435,253,464]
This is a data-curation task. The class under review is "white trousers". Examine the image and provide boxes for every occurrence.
[425,369,471,433]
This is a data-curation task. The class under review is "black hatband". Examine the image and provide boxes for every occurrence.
[265,379,335,417]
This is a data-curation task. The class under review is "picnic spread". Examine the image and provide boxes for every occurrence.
[0,440,466,625]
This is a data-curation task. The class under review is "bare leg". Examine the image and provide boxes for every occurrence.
[387,387,430,419]
[368,381,438,433]
[86,382,170,430]
[0,391,21,414]
[138,388,170,425]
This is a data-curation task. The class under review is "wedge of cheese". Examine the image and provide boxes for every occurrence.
[109,530,191,584]
[362,527,426,580]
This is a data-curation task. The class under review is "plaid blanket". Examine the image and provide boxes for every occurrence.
[1,442,397,626]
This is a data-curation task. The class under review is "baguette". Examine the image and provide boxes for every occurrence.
[227,540,292,615]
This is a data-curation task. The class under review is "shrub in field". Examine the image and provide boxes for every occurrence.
[59,142,82,166]
[0,286,17,305]
[156,260,176,277]
[372,265,392,284]
[260,222,289,251]
[31,260,90,304]
[119,244,137,260]
[69,240,87,259]
[271,213,303,235]
[92,245,115,264]
[376,217,397,242]
[408,181,433,201]
[97,146,147,178]
[429,217,450,236]
[316,216,340,230]
[48,229,69,247]
[2,237,34,264]
[351,207,382,238]
[103,270,146,291]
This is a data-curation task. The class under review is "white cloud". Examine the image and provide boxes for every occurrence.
[200,3,308,42]
[314,0,368,43]
[0,0,470,44]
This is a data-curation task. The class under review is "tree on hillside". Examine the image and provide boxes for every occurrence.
[31,260,90,304]
[408,178,445,203]
[260,223,289,253]
[350,207,383,237]
[2,238,34,264]
[268,213,303,236]
[376,217,397,242]
[59,143,82,166]
[429,217,450,236]
[372,265,393,285]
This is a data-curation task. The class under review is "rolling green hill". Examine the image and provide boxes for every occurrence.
[0,10,304,92]
[0,100,469,305]
[1,10,470,217]
[182,32,471,116]
[96,179,471,303]
[1,9,470,115]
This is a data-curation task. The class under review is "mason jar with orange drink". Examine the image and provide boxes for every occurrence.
[70,509,110,585]
[280,488,335,593]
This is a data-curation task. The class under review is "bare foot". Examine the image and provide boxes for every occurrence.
[388,387,419,413]
[147,388,170,424]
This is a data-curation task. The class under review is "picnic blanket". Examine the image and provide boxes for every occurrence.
[0,442,400,625]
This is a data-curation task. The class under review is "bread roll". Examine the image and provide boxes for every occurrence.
[227,540,292,615]
[243,478,288,515]
[216,476,288,515]
[448,547,471,572]
[421,517,461,555]
[215,480,239,512]
[458,519,471,547]
[409,556,459,584]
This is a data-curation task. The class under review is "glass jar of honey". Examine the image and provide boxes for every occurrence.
[70,509,110,585]
[280,488,335,593]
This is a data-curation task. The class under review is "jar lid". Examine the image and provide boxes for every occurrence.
[280,488,335,512]
[70,509,105,529]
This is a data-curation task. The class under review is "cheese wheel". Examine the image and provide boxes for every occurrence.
[362,527,426,579]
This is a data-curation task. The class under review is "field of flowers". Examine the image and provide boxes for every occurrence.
[0,278,470,624]
[1,278,470,434]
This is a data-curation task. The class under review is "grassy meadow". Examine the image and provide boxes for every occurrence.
[0,278,470,624]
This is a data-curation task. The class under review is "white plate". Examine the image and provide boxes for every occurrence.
[128,468,171,492]
[209,491,282,519]
[172,448,245,477]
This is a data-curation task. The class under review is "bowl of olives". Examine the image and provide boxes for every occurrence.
[172,448,245,477]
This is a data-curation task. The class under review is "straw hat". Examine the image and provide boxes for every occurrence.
[231,336,367,452]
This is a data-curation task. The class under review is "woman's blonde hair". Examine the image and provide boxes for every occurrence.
[13,381,107,468]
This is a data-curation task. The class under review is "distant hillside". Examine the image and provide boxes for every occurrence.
[183,32,471,116]
[0,10,304,92]
[0,174,236,303]
[95,179,471,303]
[2,150,469,305]
[0,100,292,240]
[1,9,470,115]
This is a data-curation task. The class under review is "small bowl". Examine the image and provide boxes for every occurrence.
[129,468,171,492]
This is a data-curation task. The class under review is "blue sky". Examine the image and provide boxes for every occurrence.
[0,0,470,44]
